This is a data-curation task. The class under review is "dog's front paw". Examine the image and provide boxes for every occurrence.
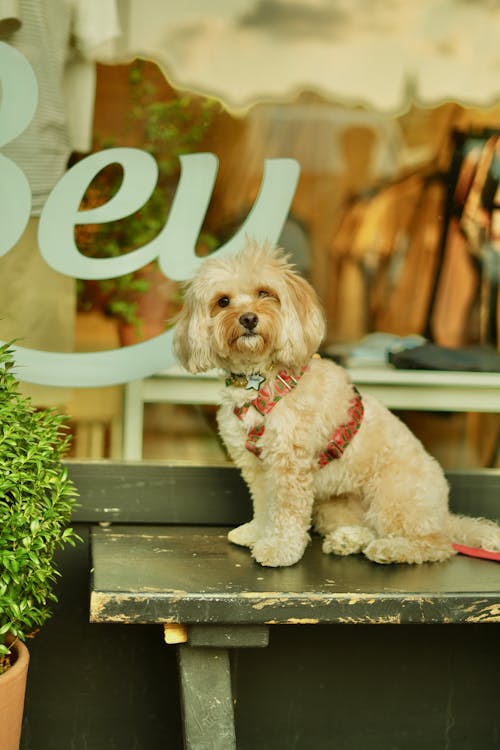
[228,521,260,549]
[322,525,375,557]
[252,533,309,567]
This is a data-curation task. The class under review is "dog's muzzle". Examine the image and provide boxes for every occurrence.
[239,312,258,332]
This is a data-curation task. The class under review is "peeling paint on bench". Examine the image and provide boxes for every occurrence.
[90,525,500,627]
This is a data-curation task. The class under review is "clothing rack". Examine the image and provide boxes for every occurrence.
[328,128,500,350]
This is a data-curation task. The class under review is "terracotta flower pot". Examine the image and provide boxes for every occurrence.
[0,638,30,750]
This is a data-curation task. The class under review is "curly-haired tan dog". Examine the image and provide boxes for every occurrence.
[174,242,500,567]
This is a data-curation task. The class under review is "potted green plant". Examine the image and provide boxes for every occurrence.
[76,59,220,343]
[0,343,79,750]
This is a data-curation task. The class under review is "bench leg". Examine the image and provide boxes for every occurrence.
[174,626,269,749]
[177,645,236,750]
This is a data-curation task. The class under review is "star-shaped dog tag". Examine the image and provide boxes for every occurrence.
[245,373,266,391]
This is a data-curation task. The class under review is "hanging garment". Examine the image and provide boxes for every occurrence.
[329,173,439,341]
[375,177,446,336]
[328,198,369,341]
[424,132,500,348]
[430,216,479,347]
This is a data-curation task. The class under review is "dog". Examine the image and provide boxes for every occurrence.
[174,241,500,567]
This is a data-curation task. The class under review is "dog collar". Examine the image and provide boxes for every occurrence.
[226,354,322,393]
[233,366,308,419]
[225,372,266,391]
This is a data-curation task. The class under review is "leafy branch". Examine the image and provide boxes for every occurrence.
[0,344,79,673]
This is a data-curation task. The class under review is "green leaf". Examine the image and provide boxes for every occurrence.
[0,344,81,642]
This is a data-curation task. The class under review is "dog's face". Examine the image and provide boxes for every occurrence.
[174,243,326,373]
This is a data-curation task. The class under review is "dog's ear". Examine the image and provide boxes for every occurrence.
[173,286,215,373]
[278,270,326,364]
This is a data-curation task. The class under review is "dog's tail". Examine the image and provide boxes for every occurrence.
[446,513,500,551]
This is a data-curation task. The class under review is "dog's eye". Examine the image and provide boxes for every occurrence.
[217,296,230,308]
[257,290,270,298]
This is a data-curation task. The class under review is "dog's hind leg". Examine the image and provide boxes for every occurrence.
[361,467,455,564]
[363,534,454,564]
[314,494,375,556]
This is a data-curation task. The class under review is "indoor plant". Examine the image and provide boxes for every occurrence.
[76,59,219,342]
[0,342,79,749]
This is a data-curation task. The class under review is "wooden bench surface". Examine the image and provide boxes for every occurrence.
[90,525,500,626]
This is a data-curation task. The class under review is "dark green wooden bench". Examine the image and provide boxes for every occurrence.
[82,463,500,750]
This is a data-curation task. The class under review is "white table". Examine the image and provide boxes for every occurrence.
[122,365,500,460]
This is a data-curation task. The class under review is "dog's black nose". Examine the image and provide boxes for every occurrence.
[239,312,258,331]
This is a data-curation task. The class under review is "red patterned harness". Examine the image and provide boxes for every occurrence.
[232,366,364,466]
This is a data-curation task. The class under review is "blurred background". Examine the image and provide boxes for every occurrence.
[2,0,500,468]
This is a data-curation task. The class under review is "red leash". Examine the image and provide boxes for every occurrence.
[452,544,500,562]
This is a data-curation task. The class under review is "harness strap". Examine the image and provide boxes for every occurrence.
[317,389,364,466]
[233,366,364,465]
